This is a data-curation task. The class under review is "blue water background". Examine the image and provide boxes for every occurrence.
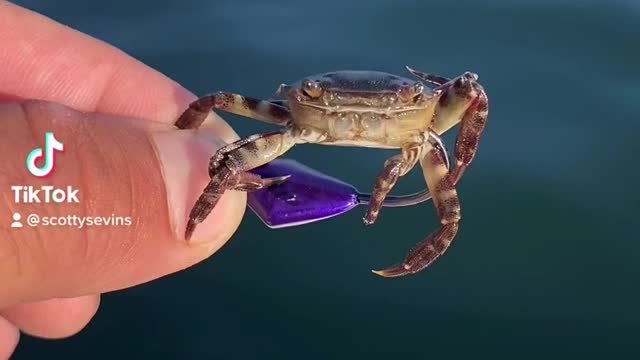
[12,0,640,358]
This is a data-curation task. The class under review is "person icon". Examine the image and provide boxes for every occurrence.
[11,213,23,228]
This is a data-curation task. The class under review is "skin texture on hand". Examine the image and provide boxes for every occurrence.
[0,1,244,358]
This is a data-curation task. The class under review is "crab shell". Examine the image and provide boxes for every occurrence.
[279,71,443,148]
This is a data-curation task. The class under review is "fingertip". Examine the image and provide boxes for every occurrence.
[0,316,19,360]
[152,128,246,248]
[0,101,245,305]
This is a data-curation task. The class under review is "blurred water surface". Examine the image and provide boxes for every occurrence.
[12,0,640,358]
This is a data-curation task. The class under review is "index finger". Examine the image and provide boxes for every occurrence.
[0,1,192,123]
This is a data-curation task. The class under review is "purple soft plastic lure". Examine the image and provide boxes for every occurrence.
[247,158,444,228]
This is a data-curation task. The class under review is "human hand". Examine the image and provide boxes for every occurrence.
[0,1,245,357]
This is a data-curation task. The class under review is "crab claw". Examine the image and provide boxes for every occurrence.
[372,223,459,278]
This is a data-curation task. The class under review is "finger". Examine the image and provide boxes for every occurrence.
[0,1,210,125]
[0,1,239,146]
[0,316,19,360]
[0,295,99,339]
[0,100,246,308]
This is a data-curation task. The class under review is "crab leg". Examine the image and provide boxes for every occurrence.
[362,130,449,224]
[406,66,450,87]
[175,92,291,129]
[358,131,450,208]
[446,89,489,186]
[373,140,461,277]
[362,142,423,225]
[184,129,298,240]
[428,73,489,187]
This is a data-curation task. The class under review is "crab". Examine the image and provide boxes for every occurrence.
[174,66,488,277]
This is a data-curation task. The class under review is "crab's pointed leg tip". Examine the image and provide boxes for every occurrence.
[273,174,292,185]
[362,217,375,226]
[371,269,387,277]
[371,266,409,278]
[405,65,416,73]
[184,220,197,243]
[262,174,292,187]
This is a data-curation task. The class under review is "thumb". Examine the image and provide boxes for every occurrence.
[0,100,245,308]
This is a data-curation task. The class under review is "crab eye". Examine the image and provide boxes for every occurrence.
[463,71,479,81]
[302,79,323,98]
[413,82,424,95]
[398,81,424,102]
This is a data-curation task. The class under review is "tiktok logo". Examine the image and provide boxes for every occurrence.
[26,132,64,178]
